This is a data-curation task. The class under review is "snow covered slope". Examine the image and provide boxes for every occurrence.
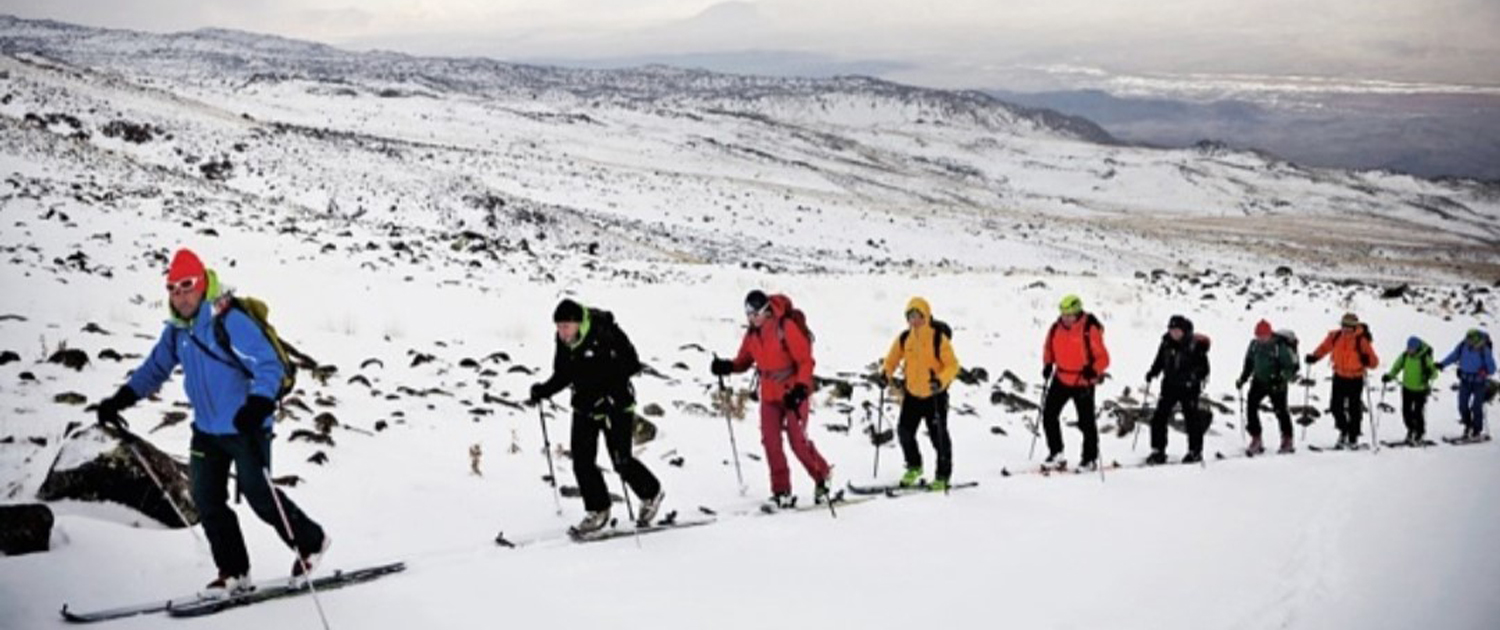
[1,15,1498,630]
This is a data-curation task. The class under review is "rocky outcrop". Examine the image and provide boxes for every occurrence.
[37,427,198,528]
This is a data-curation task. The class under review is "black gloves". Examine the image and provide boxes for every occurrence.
[783,383,809,409]
[1042,364,1053,381]
[874,373,888,389]
[1081,366,1098,382]
[1304,353,1318,365]
[527,383,545,406]
[1235,378,1247,389]
[929,376,943,394]
[1145,371,1158,383]
[232,395,276,435]
[710,358,734,376]
[95,385,139,432]
[1381,374,1393,384]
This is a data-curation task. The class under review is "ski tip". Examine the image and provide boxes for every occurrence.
[494,532,516,548]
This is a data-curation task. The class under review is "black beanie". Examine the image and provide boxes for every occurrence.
[553,299,584,323]
[744,290,769,312]
[1168,314,1193,336]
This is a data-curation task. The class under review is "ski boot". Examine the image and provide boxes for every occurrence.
[1278,434,1295,454]
[1246,436,1264,456]
[898,467,923,488]
[202,572,252,598]
[569,510,610,538]
[291,535,332,586]
[636,491,665,527]
[929,478,950,492]
[762,492,796,513]
[1075,458,1098,472]
[1182,451,1203,465]
[814,479,835,504]
[1144,450,1168,466]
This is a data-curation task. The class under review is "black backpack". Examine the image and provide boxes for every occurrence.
[900,319,952,360]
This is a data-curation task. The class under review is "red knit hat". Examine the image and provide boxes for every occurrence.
[1254,319,1272,337]
[166,248,206,293]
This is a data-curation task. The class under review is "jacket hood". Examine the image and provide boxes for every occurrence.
[905,297,932,323]
[766,294,792,318]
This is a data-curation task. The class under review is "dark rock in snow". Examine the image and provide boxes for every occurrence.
[0,504,54,555]
[1381,284,1409,299]
[289,429,335,446]
[634,416,658,445]
[956,367,989,385]
[38,426,198,527]
[642,403,665,417]
[314,412,339,434]
[990,389,1039,413]
[53,392,87,405]
[48,348,90,371]
[0,350,19,365]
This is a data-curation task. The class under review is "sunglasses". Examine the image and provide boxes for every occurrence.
[745,305,768,317]
[906,310,923,320]
[166,276,199,294]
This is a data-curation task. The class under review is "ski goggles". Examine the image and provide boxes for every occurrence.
[166,276,200,295]
[745,303,770,317]
[905,309,923,321]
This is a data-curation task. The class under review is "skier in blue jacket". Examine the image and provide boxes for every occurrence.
[94,249,328,595]
[1437,329,1496,440]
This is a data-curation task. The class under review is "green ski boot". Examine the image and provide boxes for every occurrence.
[929,479,950,492]
[899,467,923,488]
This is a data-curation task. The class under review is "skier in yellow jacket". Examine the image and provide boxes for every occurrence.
[880,297,961,490]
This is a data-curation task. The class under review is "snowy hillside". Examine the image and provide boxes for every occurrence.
[1,15,1498,630]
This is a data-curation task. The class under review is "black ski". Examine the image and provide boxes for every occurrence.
[63,593,209,624]
[1442,435,1492,446]
[151,562,405,619]
[1380,439,1438,448]
[882,481,978,497]
[568,517,716,543]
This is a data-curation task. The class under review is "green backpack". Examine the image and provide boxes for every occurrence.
[211,295,299,400]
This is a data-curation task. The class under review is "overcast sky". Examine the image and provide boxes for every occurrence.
[5,0,1498,90]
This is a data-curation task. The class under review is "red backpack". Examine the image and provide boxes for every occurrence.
[767,294,814,350]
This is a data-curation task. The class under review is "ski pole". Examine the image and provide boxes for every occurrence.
[1133,381,1152,452]
[1366,382,1380,453]
[716,367,747,496]
[537,405,563,515]
[1301,364,1315,442]
[111,424,203,542]
[791,404,837,519]
[1029,375,1053,461]
[873,382,886,478]
[602,413,643,548]
[260,466,332,630]
[1238,385,1246,447]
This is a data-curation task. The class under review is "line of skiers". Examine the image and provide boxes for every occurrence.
[92,249,1496,589]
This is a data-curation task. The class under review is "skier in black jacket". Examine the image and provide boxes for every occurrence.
[529,299,663,537]
[1145,315,1212,464]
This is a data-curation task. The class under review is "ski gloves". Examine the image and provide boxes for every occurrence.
[95,385,139,433]
[232,395,275,435]
[783,383,810,409]
[709,358,734,376]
